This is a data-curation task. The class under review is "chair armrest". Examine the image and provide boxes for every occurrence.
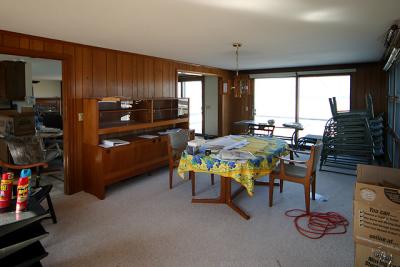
[276,156,307,165]
[0,160,48,170]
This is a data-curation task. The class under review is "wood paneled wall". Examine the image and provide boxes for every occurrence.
[351,63,387,116]
[0,30,232,194]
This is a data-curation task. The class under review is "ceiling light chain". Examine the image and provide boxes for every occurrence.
[233,42,242,76]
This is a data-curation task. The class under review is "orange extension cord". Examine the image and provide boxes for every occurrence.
[285,209,349,239]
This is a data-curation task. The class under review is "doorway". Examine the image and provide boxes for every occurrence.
[177,72,219,137]
[0,54,64,193]
[178,73,203,135]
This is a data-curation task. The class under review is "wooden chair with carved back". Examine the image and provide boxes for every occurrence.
[268,141,323,213]
[167,129,214,196]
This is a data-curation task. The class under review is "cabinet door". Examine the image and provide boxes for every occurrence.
[0,62,6,99]
[5,61,26,100]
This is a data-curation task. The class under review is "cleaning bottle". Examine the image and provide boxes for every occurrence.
[0,172,13,209]
[16,169,31,213]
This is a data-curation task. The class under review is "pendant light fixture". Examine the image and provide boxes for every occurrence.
[233,42,242,76]
[232,42,248,97]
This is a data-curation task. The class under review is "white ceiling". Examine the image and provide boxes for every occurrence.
[0,0,399,70]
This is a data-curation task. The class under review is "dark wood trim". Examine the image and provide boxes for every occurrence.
[240,62,384,75]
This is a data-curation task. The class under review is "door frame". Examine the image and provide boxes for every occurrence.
[177,73,205,135]
[0,46,72,194]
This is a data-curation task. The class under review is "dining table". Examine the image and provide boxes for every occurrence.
[178,135,288,220]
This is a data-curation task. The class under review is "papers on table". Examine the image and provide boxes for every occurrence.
[157,128,182,135]
[201,136,249,151]
[219,150,256,160]
[100,139,130,148]
[138,135,159,139]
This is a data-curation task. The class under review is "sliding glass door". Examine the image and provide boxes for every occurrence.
[254,77,296,136]
[298,75,350,136]
[254,74,350,137]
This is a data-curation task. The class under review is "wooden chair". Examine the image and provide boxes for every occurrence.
[167,129,214,196]
[0,136,57,223]
[268,141,323,213]
[247,123,275,137]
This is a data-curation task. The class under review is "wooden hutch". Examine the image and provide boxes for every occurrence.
[83,98,189,199]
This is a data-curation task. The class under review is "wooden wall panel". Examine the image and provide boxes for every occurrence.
[29,39,44,51]
[0,29,232,195]
[3,34,19,48]
[116,54,123,96]
[44,41,63,54]
[144,57,154,98]
[106,52,117,96]
[20,38,30,49]
[92,49,107,97]
[131,55,137,98]
[351,63,387,116]
[82,47,93,97]
[122,54,133,97]
[162,61,170,97]
[136,56,144,98]
[154,60,163,97]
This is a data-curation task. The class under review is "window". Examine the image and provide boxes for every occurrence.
[298,75,350,136]
[254,73,351,137]
[254,77,296,136]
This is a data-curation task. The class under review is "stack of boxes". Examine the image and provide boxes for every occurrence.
[354,164,400,266]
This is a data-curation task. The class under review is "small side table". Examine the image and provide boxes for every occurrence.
[0,198,50,266]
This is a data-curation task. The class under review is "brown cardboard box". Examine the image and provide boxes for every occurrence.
[354,165,400,252]
[355,241,400,267]
[0,110,35,136]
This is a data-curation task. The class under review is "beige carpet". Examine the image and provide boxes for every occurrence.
[41,166,355,267]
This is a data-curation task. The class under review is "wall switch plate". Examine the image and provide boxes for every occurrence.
[78,113,84,122]
[245,106,249,112]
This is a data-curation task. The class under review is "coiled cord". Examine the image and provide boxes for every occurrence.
[285,209,349,239]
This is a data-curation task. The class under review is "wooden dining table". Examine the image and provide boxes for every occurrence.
[178,135,288,220]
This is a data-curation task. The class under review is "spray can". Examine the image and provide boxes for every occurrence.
[0,172,13,209]
[16,169,31,213]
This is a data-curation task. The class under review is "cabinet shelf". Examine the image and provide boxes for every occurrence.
[83,97,190,199]
[100,108,151,113]
[97,118,189,135]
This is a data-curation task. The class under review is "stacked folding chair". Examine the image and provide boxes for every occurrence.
[319,94,382,174]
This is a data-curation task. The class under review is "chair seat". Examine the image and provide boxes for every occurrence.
[273,163,307,178]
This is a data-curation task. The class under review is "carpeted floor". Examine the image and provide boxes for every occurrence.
[41,166,355,267]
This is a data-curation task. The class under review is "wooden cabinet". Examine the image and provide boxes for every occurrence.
[83,98,189,199]
[0,61,26,101]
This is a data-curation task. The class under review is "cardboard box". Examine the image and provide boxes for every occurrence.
[354,165,400,252]
[0,110,35,136]
[355,241,400,267]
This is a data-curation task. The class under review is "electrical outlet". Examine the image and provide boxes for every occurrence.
[245,106,249,112]
[78,113,84,122]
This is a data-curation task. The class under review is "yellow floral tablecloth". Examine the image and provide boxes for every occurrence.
[178,135,289,196]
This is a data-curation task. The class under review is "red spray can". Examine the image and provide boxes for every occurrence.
[0,172,13,209]
[16,169,31,213]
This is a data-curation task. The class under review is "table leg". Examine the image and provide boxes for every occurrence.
[192,176,250,220]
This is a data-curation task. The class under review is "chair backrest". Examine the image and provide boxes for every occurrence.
[308,141,323,173]
[5,135,45,165]
[168,129,190,153]
[247,123,275,137]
